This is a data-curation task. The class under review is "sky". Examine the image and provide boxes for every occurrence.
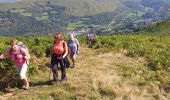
[0,0,23,3]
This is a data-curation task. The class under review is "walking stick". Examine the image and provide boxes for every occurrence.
[27,62,33,87]
[49,65,52,80]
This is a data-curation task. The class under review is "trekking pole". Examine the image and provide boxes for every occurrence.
[49,66,52,80]
[27,65,33,87]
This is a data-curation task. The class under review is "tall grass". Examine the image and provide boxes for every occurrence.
[90,34,170,89]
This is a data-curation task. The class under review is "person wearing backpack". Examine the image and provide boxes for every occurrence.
[51,32,68,84]
[86,34,90,44]
[67,32,80,68]
[5,38,30,90]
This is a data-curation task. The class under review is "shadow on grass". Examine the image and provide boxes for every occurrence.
[30,80,53,87]
[0,80,53,93]
[0,79,23,93]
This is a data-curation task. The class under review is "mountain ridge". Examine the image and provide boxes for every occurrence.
[0,0,122,16]
[0,0,170,35]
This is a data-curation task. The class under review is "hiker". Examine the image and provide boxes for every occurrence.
[5,38,30,90]
[89,34,94,45]
[86,34,90,44]
[51,32,68,84]
[67,32,80,68]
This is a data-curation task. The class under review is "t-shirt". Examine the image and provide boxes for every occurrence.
[6,48,27,67]
[53,40,67,54]
[67,39,79,53]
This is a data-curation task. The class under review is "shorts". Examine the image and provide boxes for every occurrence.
[70,52,77,59]
[16,62,28,79]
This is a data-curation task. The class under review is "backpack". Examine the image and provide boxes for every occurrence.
[17,42,29,53]
[10,42,29,55]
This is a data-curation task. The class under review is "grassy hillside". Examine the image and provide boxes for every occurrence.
[0,34,170,99]
[142,19,170,34]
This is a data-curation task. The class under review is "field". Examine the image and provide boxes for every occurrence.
[0,34,170,99]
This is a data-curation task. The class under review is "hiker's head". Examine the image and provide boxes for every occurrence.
[54,32,63,41]
[10,38,19,51]
[69,33,74,39]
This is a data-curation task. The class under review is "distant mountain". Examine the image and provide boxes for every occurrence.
[110,0,170,33]
[0,0,170,35]
[0,0,122,16]
[0,0,24,3]
[48,0,122,16]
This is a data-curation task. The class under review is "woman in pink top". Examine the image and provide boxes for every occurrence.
[6,38,30,90]
[51,32,68,84]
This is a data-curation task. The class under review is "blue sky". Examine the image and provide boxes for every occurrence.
[0,0,23,3]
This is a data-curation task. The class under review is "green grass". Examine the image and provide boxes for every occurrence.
[91,34,170,90]
[20,12,32,16]
[68,21,85,28]
[35,16,49,21]
[11,9,25,13]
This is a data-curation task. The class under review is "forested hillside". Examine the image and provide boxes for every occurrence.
[0,0,170,35]
[142,19,170,34]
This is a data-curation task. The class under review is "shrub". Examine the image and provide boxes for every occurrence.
[0,58,18,90]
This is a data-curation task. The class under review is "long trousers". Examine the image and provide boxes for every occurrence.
[51,54,66,81]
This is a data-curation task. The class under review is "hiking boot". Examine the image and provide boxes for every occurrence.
[51,81,58,85]
[60,78,67,83]
[22,85,29,90]
[71,64,75,68]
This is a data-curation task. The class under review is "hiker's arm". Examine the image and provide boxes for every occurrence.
[5,49,10,58]
[77,46,80,54]
[63,42,68,58]
[24,53,30,60]
[77,44,80,55]
[76,39,80,54]
[51,41,55,57]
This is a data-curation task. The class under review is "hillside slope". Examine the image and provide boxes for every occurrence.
[143,19,170,34]
[0,0,122,16]
[49,0,121,16]
[0,0,170,35]
[0,0,35,10]
[0,45,168,100]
